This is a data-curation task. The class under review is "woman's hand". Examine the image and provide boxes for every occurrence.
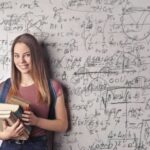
[2,119,24,140]
[21,110,38,126]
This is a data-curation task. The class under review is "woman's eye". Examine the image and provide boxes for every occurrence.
[25,53,31,57]
[14,55,19,58]
[26,53,30,57]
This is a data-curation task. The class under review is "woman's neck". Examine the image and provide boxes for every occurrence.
[21,74,34,86]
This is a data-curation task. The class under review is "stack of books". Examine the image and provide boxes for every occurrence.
[0,96,31,140]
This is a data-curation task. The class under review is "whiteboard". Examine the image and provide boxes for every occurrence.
[1,0,150,149]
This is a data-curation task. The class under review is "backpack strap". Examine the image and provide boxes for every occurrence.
[0,78,11,103]
[0,78,57,119]
[48,80,57,119]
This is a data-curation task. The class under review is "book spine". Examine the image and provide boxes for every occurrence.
[6,112,17,125]
[10,109,31,136]
[14,110,31,134]
[24,125,31,135]
[14,107,23,119]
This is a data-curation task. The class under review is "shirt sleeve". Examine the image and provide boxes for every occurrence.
[51,80,63,97]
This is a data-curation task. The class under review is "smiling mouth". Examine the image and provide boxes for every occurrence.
[19,65,29,69]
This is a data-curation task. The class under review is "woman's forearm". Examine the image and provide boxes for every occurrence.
[36,117,68,132]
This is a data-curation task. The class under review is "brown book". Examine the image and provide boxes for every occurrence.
[7,96,30,111]
[0,103,30,140]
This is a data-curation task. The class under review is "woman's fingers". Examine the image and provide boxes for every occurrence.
[11,120,24,136]
[2,120,8,129]
[22,111,30,122]
[12,119,20,128]
[21,110,38,126]
[15,121,24,133]
[3,119,25,139]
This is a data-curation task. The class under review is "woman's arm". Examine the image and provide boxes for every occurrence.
[22,92,68,132]
[36,93,68,132]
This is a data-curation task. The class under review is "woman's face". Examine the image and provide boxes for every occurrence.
[13,43,32,75]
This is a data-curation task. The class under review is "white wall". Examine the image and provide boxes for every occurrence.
[1,0,150,149]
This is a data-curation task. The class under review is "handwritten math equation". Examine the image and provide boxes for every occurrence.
[0,0,150,149]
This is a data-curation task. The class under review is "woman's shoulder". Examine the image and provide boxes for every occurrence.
[50,79,60,86]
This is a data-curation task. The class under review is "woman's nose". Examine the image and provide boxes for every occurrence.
[19,56,25,62]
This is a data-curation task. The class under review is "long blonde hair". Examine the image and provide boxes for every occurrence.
[8,33,50,104]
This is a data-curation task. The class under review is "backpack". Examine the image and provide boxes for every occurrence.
[0,78,56,119]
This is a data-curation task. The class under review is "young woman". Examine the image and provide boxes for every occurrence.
[0,33,68,150]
